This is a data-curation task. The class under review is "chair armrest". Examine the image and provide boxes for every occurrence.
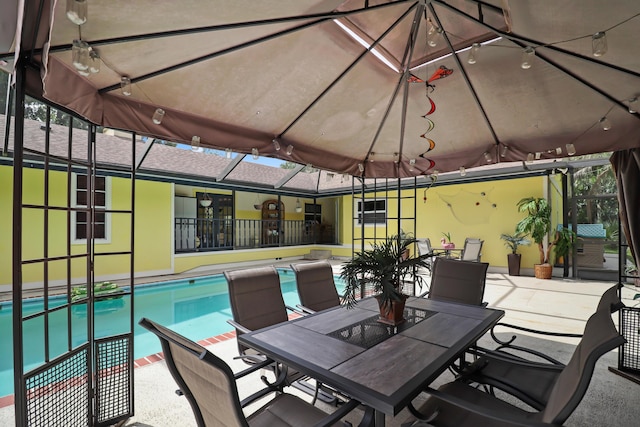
[227,319,252,334]
[286,304,307,316]
[233,357,274,380]
[415,386,556,427]
[297,304,317,314]
[312,398,362,427]
[489,322,581,364]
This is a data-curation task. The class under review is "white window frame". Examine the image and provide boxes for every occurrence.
[356,199,386,226]
[72,173,112,244]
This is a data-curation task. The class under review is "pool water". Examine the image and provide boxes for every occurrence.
[0,268,345,398]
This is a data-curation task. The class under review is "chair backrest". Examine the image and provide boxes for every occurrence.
[428,257,489,306]
[596,283,624,313]
[417,238,433,256]
[540,309,626,424]
[139,317,248,427]
[224,266,288,354]
[461,238,484,262]
[290,261,341,312]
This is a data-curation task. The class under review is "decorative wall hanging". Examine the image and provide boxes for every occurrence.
[437,188,497,225]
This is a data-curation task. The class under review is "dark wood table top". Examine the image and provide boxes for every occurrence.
[238,296,504,416]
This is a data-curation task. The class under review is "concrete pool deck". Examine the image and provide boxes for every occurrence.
[1,259,639,425]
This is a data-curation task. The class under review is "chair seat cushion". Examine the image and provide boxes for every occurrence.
[248,394,348,427]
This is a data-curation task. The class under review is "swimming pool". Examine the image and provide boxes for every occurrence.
[0,268,345,398]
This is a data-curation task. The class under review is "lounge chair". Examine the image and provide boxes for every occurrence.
[291,261,341,314]
[139,318,364,427]
[407,304,626,426]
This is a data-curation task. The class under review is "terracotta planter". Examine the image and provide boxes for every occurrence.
[507,253,521,276]
[376,294,407,326]
[534,263,553,279]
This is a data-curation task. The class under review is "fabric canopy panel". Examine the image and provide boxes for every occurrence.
[2,0,640,178]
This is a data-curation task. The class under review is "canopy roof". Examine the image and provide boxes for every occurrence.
[2,0,639,178]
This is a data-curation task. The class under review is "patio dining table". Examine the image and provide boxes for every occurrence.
[238,296,504,426]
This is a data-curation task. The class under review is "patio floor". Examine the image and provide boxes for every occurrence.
[1,259,638,426]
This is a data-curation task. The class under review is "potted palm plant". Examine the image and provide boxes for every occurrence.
[340,234,430,325]
[515,197,555,279]
[500,232,530,276]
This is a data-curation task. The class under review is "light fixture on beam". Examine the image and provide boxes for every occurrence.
[483,151,492,163]
[592,32,607,57]
[286,145,294,155]
[272,139,281,151]
[66,0,87,25]
[120,77,132,96]
[500,145,508,158]
[152,108,165,125]
[599,117,612,131]
[521,47,535,69]
[628,97,638,114]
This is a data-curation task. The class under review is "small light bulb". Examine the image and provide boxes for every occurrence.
[467,43,480,65]
[535,152,541,160]
[592,32,607,57]
[566,143,576,156]
[251,148,259,159]
[191,136,201,152]
[483,151,492,163]
[152,108,165,125]
[409,158,415,172]
[358,163,365,173]
[120,77,132,96]
[459,166,467,176]
[225,148,232,159]
[600,117,612,131]
[369,152,375,162]
[628,97,638,114]
[286,145,294,155]
[526,153,534,163]
[555,147,563,155]
[72,39,90,71]
[500,145,508,157]
[66,0,87,25]
[393,153,399,164]
[521,46,535,69]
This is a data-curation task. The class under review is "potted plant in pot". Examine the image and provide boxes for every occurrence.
[515,197,555,279]
[340,234,430,325]
[553,226,578,267]
[440,232,455,249]
[500,232,530,276]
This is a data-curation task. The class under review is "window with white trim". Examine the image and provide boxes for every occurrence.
[74,174,110,241]
[357,199,386,225]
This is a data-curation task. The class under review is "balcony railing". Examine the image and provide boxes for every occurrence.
[174,218,334,252]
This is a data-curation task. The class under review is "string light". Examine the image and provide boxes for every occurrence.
[408,158,415,172]
[251,148,259,159]
[369,152,375,162]
[358,163,365,173]
[526,153,534,162]
[599,117,612,131]
[286,145,294,155]
[459,166,467,176]
[521,46,535,69]
[566,143,576,156]
[152,108,165,125]
[500,145,508,157]
[555,147,563,155]
[191,136,201,152]
[272,139,281,151]
[535,152,541,160]
[225,148,232,159]
[592,32,608,57]
[393,153,399,164]
[120,77,132,96]
[66,0,87,25]
[483,151,492,163]
[71,40,90,71]
[628,97,638,114]
[467,43,480,64]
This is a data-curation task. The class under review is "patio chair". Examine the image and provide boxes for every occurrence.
[427,257,489,306]
[416,238,439,271]
[459,238,484,262]
[407,306,626,427]
[139,318,365,427]
[458,284,624,411]
[224,266,334,404]
[290,261,341,314]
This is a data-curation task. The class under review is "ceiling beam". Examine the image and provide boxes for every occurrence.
[274,164,304,188]
[216,154,245,181]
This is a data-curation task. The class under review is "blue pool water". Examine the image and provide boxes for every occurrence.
[0,268,345,398]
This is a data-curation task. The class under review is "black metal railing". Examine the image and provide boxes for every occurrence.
[174,218,333,252]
